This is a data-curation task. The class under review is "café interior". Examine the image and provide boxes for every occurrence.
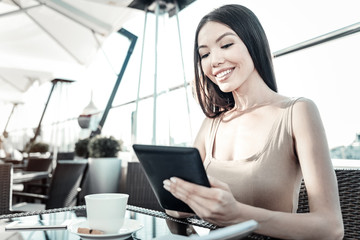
[1,0,360,239]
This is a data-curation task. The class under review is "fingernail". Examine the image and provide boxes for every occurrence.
[170,177,176,183]
[163,180,171,186]
[163,184,170,191]
[163,180,170,191]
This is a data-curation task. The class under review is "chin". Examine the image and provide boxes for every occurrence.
[218,85,233,93]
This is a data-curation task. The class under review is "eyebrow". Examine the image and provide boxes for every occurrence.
[197,32,236,51]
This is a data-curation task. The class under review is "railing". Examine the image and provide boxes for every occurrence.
[273,22,360,57]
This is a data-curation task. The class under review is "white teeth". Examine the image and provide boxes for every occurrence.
[216,69,232,78]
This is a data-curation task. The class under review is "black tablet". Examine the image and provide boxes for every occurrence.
[132,144,210,213]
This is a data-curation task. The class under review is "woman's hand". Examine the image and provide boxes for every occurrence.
[163,176,241,226]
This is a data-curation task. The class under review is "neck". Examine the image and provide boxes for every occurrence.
[231,73,276,112]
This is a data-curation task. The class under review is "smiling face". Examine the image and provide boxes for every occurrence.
[197,21,256,93]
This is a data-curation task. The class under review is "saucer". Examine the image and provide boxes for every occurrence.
[68,219,143,240]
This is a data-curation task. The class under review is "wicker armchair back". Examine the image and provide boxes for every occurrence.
[0,163,12,215]
[297,168,360,239]
[125,162,163,212]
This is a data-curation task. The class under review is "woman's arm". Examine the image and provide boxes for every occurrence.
[164,99,344,239]
[239,98,344,239]
[193,117,211,162]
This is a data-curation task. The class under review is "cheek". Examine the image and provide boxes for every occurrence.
[201,60,210,72]
[242,59,255,75]
[201,60,213,78]
[238,51,255,71]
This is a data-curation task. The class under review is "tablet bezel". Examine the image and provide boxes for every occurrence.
[132,144,210,213]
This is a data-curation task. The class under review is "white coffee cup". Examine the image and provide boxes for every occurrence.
[85,193,129,234]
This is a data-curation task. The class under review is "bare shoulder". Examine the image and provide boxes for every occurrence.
[193,117,214,160]
[291,97,324,135]
[195,117,214,141]
[201,116,214,128]
[292,97,321,121]
[293,97,318,111]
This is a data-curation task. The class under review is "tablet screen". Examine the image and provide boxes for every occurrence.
[132,144,210,213]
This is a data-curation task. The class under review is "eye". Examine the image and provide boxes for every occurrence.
[221,43,233,49]
[200,52,209,59]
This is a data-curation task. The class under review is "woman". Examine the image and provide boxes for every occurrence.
[163,4,344,239]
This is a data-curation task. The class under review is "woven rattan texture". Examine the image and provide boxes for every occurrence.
[297,169,360,239]
[0,163,12,215]
[25,157,53,171]
[0,204,217,230]
[45,160,88,209]
[12,160,88,211]
[125,162,163,212]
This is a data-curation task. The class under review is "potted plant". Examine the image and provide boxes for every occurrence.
[28,142,49,153]
[84,135,124,195]
[88,136,122,158]
[26,141,50,158]
[74,138,90,158]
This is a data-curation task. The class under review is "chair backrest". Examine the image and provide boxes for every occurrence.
[297,168,360,239]
[56,151,75,161]
[125,161,163,211]
[45,160,88,209]
[0,163,12,215]
[25,157,53,172]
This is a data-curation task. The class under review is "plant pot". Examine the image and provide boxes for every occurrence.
[85,157,122,194]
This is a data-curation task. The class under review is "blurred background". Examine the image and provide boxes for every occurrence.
[1,0,360,160]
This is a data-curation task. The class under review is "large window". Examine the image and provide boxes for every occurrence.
[2,1,360,161]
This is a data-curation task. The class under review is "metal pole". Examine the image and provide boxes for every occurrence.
[174,0,193,142]
[2,102,18,137]
[273,22,360,58]
[90,28,138,138]
[0,3,42,17]
[152,0,160,145]
[28,79,74,150]
[133,7,149,144]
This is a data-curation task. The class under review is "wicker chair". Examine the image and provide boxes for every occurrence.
[24,157,53,172]
[297,168,360,239]
[55,151,75,161]
[12,160,88,211]
[125,161,163,211]
[0,163,12,215]
[13,157,53,194]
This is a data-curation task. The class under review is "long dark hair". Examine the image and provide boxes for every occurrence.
[194,4,277,118]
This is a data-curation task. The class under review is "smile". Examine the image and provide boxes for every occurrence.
[216,68,233,78]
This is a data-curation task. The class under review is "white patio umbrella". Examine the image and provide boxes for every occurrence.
[0,67,53,102]
[0,0,141,101]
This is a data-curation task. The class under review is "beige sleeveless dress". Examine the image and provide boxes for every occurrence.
[204,98,303,213]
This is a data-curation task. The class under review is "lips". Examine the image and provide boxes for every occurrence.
[214,68,234,81]
[216,69,232,78]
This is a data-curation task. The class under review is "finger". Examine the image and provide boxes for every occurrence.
[163,178,204,215]
[185,191,236,227]
[183,191,228,221]
[165,178,220,209]
[168,177,198,200]
[170,177,213,199]
[163,178,230,223]
[163,177,231,212]
[164,177,231,208]
[208,175,231,191]
[163,177,209,208]
[163,178,190,200]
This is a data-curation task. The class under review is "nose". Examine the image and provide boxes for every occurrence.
[211,50,224,67]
